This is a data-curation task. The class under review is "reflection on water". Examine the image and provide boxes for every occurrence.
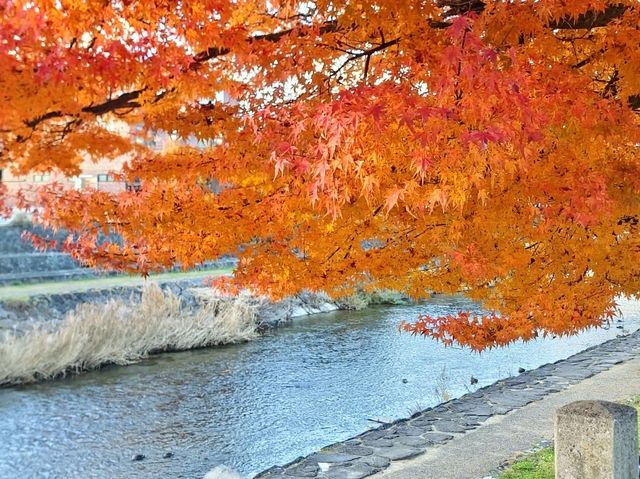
[1,295,638,479]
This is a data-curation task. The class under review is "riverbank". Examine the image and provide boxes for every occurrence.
[0,262,415,385]
[0,282,345,385]
[255,328,640,479]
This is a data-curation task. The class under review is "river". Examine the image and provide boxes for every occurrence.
[1,295,638,479]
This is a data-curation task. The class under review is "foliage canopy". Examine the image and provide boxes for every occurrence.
[1,0,640,349]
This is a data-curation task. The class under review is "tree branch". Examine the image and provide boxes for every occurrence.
[23,88,146,132]
[190,20,340,68]
[19,5,636,131]
[432,2,629,30]
[22,22,340,130]
[548,4,628,29]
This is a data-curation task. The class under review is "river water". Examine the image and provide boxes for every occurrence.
[1,295,639,479]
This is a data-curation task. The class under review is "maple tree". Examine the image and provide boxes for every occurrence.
[1,0,640,350]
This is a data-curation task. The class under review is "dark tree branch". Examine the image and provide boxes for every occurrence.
[432,2,629,30]
[437,0,486,18]
[190,20,340,67]
[24,110,65,128]
[23,89,146,131]
[548,4,628,29]
[603,70,620,99]
[83,88,145,115]
[327,37,400,83]
[23,87,176,133]
[571,49,603,69]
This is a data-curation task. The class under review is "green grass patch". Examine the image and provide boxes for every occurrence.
[0,267,234,300]
[498,396,640,479]
[499,448,554,479]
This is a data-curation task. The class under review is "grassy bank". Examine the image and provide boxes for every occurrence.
[0,267,233,301]
[0,284,258,386]
[499,396,640,478]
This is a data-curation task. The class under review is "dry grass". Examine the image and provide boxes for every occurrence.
[0,284,259,385]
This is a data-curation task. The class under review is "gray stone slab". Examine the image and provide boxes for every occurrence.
[546,375,572,384]
[308,453,359,464]
[372,445,424,461]
[502,377,529,386]
[394,425,425,436]
[342,439,362,447]
[466,405,493,416]
[255,466,286,478]
[433,421,466,433]
[490,404,514,415]
[358,455,390,469]
[460,422,480,430]
[551,366,592,379]
[359,429,388,441]
[361,438,394,448]
[421,432,454,444]
[486,393,536,408]
[465,415,489,423]
[284,462,319,477]
[323,463,378,479]
[326,445,373,457]
[407,417,434,429]
[397,436,429,447]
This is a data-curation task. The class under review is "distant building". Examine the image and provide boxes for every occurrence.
[1,155,129,204]
[1,96,231,206]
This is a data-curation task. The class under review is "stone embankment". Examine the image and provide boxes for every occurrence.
[254,329,640,479]
[0,252,115,285]
[0,224,99,285]
[0,223,237,285]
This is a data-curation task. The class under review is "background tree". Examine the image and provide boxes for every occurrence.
[1,0,639,349]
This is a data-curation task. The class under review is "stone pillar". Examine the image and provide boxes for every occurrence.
[555,400,638,479]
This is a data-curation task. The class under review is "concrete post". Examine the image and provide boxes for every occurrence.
[555,400,638,479]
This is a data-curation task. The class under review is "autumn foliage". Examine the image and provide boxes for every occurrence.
[1,1,640,349]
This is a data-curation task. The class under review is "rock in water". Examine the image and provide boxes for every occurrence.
[203,465,243,479]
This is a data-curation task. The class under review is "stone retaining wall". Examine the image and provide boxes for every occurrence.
[0,252,82,274]
[0,225,68,254]
[0,269,117,286]
[0,224,239,286]
[0,225,102,286]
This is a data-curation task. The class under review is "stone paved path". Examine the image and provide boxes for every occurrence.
[255,330,640,479]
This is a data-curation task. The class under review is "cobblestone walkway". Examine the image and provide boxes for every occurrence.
[256,330,640,479]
